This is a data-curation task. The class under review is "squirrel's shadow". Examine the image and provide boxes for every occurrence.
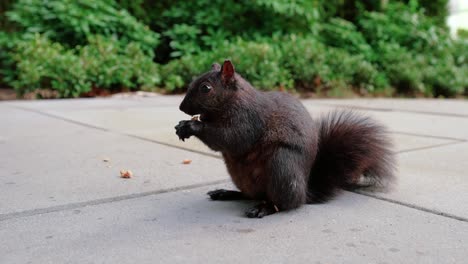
[144,192,262,228]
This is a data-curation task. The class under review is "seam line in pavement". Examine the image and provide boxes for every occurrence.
[12,99,466,118]
[313,102,468,119]
[0,179,229,222]
[10,104,221,159]
[12,103,467,142]
[391,131,466,142]
[11,105,110,132]
[354,191,468,223]
[17,101,465,157]
[397,140,467,154]
[11,104,466,157]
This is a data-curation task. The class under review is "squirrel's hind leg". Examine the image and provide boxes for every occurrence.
[266,147,308,213]
[245,147,309,218]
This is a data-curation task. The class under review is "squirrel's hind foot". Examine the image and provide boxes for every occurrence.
[245,202,278,218]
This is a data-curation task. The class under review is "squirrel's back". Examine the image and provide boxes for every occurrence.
[258,92,396,203]
[261,91,317,147]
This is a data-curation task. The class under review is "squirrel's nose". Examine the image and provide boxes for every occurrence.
[179,95,197,115]
[179,98,190,114]
[179,100,186,113]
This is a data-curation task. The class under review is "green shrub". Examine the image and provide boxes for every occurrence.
[1,0,466,98]
[423,41,468,97]
[424,63,466,97]
[217,39,293,90]
[157,0,318,59]
[458,29,468,40]
[452,38,468,69]
[161,38,293,91]
[276,35,327,86]
[79,35,160,91]
[0,31,18,86]
[10,35,89,97]
[278,35,387,93]
[7,0,159,55]
[358,3,468,96]
[401,0,449,26]
[7,34,160,98]
[359,3,447,53]
[376,43,426,94]
[162,35,387,95]
[320,18,374,60]
[325,48,386,93]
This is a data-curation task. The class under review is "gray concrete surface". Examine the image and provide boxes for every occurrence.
[306,98,468,116]
[1,97,468,263]
[2,185,467,264]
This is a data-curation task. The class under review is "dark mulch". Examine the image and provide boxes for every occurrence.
[0,88,16,100]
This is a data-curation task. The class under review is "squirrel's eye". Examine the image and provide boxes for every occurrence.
[201,84,212,93]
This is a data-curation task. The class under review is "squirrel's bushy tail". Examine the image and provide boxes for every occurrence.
[307,110,396,203]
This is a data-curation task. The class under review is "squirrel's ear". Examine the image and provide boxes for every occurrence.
[221,60,235,83]
[211,63,221,71]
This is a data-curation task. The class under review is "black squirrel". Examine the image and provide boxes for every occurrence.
[175,60,396,218]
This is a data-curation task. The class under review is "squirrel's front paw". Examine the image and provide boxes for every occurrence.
[175,120,200,141]
[175,120,192,141]
[207,189,246,201]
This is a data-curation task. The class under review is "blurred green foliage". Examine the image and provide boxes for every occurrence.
[0,0,466,98]
[9,34,159,97]
[7,0,159,54]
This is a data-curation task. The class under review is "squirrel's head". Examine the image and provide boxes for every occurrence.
[179,60,244,121]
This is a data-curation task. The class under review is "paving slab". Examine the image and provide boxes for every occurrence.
[303,103,468,140]
[391,133,455,153]
[307,98,468,117]
[362,142,468,220]
[0,105,228,215]
[301,103,468,220]
[1,184,467,264]
[372,110,468,140]
[7,95,185,111]
[38,105,218,156]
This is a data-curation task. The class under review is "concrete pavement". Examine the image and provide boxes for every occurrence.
[1,96,467,263]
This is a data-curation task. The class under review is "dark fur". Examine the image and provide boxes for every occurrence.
[308,110,396,203]
[175,60,396,218]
